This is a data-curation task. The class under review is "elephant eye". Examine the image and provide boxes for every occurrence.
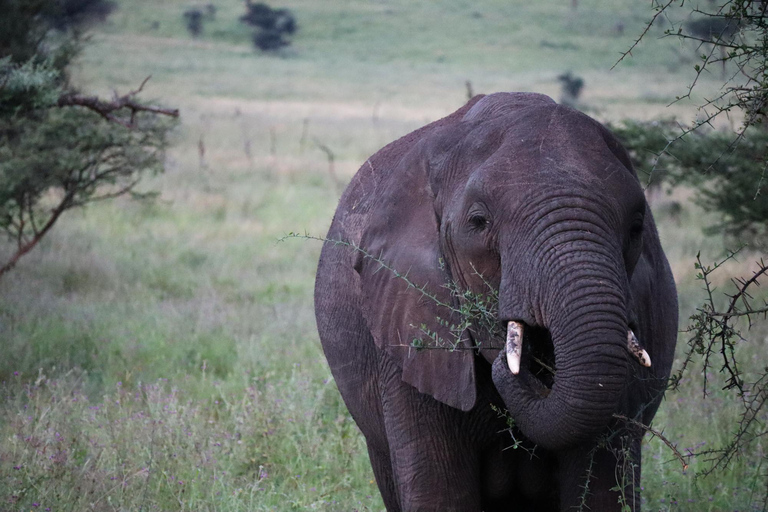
[629,218,644,242]
[468,213,490,232]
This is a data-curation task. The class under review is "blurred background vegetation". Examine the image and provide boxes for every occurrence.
[0,0,766,510]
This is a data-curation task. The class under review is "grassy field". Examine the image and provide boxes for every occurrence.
[1,1,767,510]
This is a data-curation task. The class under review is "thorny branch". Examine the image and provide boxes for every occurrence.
[616,2,768,492]
[613,414,689,471]
[613,0,677,69]
[671,251,768,395]
[666,251,768,483]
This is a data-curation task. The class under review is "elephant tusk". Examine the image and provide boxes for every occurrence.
[506,321,523,375]
[627,330,651,368]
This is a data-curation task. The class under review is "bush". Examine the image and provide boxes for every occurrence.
[252,28,289,51]
[52,0,115,29]
[611,120,768,247]
[557,71,584,107]
[240,2,275,28]
[183,8,204,37]
[240,2,297,52]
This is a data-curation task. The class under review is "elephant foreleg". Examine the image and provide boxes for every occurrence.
[367,444,401,512]
[378,357,482,512]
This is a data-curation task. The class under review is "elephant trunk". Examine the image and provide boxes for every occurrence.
[494,257,629,451]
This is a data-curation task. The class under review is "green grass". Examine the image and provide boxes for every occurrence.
[1,0,766,510]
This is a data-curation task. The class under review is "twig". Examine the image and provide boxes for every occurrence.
[612,0,676,70]
[613,414,689,470]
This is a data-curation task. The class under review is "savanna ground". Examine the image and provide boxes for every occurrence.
[1,1,767,510]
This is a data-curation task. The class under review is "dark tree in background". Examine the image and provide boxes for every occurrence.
[617,0,768,491]
[183,8,204,38]
[252,29,289,52]
[557,71,584,107]
[0,0,178,277]
[50,0,115,29]
[182,3,217,38]
[240,1,297,52]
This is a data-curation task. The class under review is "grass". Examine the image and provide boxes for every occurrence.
[1,0,767,510]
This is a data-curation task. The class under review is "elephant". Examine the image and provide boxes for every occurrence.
[314,92,678,511]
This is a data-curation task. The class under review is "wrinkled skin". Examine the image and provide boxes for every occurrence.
[314,93,678,511]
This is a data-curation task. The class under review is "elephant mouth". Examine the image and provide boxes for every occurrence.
[494,322,555,397]
[522,324,556,396]
[498,320,652,399]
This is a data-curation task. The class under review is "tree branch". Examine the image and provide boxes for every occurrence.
[57,76,179,129]
[0,191,75,277]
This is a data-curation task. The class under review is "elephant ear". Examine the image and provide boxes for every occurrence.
[354,100,483,412]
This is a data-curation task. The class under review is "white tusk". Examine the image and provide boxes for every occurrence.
[627,329,651,368]
[506,321,523,375]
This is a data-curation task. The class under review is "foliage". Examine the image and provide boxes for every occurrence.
[0,0,114,60]
[240,2,296,34]
[240,2,296,52]
[0,0,84,73]
[0,81,174,277]
[611,120,768,246]
[618,0,768,502]
[670,251,768,484]
[182,3,218,38]
[251,29,289,52]
[0,2,177,277]
[0,57,61,115]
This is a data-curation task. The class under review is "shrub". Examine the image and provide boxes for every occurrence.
[252,28,289,52]
[557,71,584,106]
[611,120,768,247]
[240,2,297,52]
[183,8,204,38]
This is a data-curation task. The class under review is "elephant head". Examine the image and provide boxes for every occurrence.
[351,92,666,452]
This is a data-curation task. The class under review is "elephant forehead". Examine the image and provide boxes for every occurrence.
[460,110,637,194]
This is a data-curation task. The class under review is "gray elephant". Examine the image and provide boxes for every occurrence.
[314,92,678,511]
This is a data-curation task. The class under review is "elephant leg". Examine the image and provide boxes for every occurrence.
[557,434,641,512]
[378,357,482,512]
[367,444,401,512]
[325,336,402,511]
[315,255,400,508]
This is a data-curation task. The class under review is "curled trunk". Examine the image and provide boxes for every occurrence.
[493,262,629,451]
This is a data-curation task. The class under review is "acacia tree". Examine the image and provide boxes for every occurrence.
[618,0,768,495]
[0,0,178,277]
